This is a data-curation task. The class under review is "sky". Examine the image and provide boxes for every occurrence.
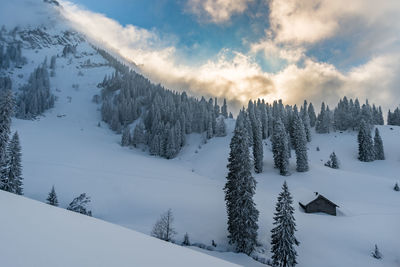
[3,0,400,110]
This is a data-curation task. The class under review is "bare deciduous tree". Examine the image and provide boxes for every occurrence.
[151,209,176,242]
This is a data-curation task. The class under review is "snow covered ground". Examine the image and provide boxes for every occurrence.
[0,190,239,267]
[2,1,400,266]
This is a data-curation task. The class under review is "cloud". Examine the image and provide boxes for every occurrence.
[268,0,400,45]
[185,0,252,24]
[273,53,400,109]
[58,1,275,109]
[57,0,400,113]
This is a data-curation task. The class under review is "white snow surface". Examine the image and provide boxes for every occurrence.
[2,2,400,266]
[0,190,238,267]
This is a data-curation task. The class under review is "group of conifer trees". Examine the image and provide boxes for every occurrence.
[46,185,92,216]
[16,58,55,119]
[0,38,26,69]
[224,113,299,265]
[0,77,23,195]
[224,113,298,266]
[387,108,400,126]
[239,99,311,176]
[98,49,230,159]
[316,97,384,133]
[358,120,385,162]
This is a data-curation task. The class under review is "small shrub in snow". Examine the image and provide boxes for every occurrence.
[394,182,399,191]
[182,233,190,246]
[316,146,320,151]
[151,209,176,242]
[67,193,92,216]
[371,244,382,259]
[46,185,58,206]
[212,240,217,247]
[324,152,339,169]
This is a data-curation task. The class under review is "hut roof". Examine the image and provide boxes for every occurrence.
[300,193,339,208]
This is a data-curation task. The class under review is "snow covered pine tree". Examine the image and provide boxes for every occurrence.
[271,181,299,267]
[373,128,385,160]
[358,120,375,162]
[224,113,259,255]
[272,118,290,176]
[46,185,59,206]
[3,132,23,194]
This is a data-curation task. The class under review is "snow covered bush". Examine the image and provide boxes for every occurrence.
[371,244,382,259]
[325,152,339,169]
[394,182,399,191]
[67,193,92,216]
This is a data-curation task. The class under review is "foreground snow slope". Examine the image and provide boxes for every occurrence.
[0,190,238,267]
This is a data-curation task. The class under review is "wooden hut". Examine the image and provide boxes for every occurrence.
[299,193,339,216]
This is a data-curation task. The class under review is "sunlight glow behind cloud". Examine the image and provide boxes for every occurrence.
[58,0,400,111]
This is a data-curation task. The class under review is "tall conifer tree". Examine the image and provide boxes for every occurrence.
[271,181,299,267]
[224,113,259,255]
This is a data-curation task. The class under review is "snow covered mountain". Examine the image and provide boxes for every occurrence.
[0,1,399,267]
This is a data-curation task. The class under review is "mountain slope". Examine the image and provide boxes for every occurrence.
[0,190,238,267]
[1,1,400,267]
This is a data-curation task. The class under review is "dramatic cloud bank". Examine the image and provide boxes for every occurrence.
[57,0,400,111]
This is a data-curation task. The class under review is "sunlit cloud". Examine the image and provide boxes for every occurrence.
[185,0,253,24]
[57,0,400,112]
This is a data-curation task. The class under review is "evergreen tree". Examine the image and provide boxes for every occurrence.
[215,116,227,137]
[132,122,146,147]
[0,85,14,179]
[221,98,228,118]
[301,102,312,142]
[316,102,331,133]
[2,132,23,194]
[248,101,263,173]
[121,126,131,147]
[67,193,92,216]
[325,152,339,169]
[151,209,177,242]
[394,182,400,191]
[373,128,385,160]
[358,120,375,162]
[308,103,317,127]
[46,185,59,206]
[224,115,259,255]
[272,119,290,176]
[271,181,299,267]
[182,232,190,246]
[292,113,309,172]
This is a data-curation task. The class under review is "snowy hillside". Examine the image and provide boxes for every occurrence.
[0,190,238,267]
[0,1,399,267]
